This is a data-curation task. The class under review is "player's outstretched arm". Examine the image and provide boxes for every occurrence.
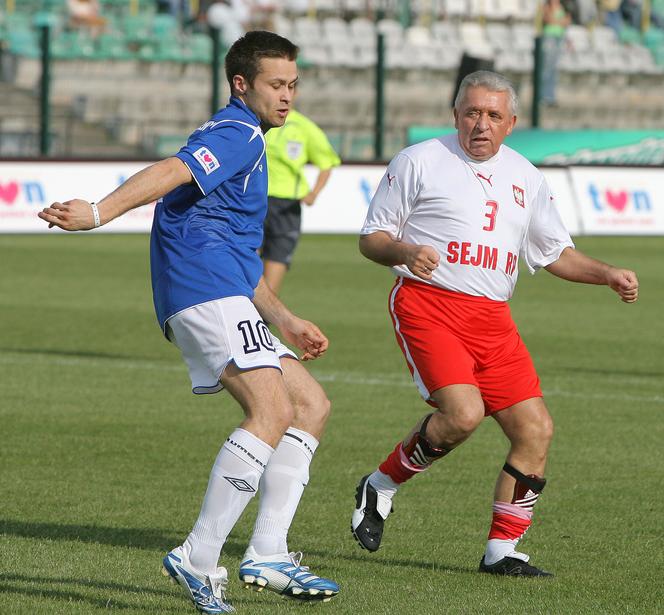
[253,277,328,361]
[38,157,192,231]
[301,168,332,206]
[359,231,440,281]
[545,247,639,303]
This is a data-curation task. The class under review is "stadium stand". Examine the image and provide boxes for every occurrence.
[2,0,664,159]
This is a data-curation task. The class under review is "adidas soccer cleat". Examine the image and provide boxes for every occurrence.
[162,546,235,613]
[239,548,339,601]
[479,555,553,577]
[351,474,393,552]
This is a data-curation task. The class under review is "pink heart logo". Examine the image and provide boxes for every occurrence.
[0,181,19,205]
[605,190,628,212]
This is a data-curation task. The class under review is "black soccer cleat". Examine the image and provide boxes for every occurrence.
[479,556,553,577]
[350,475,393,552]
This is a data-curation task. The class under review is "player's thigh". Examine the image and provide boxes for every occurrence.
[392,308,479,403]
[280,357,331,439]
[492,397,554,454]
[166,296,283,395]
[475,333,543,415]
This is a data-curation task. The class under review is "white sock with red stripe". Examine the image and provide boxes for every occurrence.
[484,502,533,565]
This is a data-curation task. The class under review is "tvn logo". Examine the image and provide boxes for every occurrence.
[0,180,45,205]
[588,183,652,213]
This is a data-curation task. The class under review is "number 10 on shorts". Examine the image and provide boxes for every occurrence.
[237,320,276,354]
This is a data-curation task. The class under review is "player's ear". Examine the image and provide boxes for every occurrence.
[506,115,517,136]
[233,74,248,95]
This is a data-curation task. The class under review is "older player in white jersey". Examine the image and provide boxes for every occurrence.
[351,71,639,576]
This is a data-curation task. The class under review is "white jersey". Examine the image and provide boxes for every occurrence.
[361,134,574,301]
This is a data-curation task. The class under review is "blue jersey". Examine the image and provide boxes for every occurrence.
[150,97,267,330]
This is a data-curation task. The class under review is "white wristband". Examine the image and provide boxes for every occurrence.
[90,201,101,228]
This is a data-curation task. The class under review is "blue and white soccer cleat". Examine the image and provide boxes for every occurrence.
[162,546,235,614]
[239,547,339,601]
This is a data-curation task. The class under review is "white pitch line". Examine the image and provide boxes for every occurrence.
[1,352,662,404]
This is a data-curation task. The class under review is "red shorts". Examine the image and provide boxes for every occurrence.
[389,278,542,414]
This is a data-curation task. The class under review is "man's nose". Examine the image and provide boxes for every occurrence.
[476,113,489,130]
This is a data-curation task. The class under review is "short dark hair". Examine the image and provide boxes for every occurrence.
[225,30,298,90]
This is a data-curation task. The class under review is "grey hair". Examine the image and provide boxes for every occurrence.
[454,70,518,116]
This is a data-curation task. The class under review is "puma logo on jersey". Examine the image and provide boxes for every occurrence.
[477,173,493,186]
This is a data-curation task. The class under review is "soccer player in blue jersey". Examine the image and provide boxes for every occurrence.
[38,31,338,614]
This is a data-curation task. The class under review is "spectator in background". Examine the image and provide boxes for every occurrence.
[563,0,597,25]
[621,0,664,30]
[197,0,248,43]
[261,93,341,296]
[540,0,570,106]
[600,0,624,34]
[156,0,192,22]
[67,0,107,36]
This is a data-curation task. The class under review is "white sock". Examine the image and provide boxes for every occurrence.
[484,538,526,566]
[368,469,399,499]
[185,428,274,574]
[248,427,319,557]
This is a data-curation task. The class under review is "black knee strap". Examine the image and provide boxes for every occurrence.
[403,413,449,467]
[503,463,546,493]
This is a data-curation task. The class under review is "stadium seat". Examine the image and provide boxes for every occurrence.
[376,19,403,43]
[565,24,592,54]
[405,25,431,45]
[293,17,322,46]
[443,0,468,21]
[486,23,512,53]
[431,20,461,46]
[459,22,493,58]
[591,25,618,50]
[272,14,293,38]
[511,23,535,51]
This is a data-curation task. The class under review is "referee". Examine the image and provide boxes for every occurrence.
[262,102,340,295]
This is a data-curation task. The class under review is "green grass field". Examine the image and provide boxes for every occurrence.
[1,234,662,615]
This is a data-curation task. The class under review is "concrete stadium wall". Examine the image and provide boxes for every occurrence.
[1,161,662,235]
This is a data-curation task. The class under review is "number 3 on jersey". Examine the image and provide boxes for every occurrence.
[483,200,499,232]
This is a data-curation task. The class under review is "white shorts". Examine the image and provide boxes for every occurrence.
[165,296,298,394]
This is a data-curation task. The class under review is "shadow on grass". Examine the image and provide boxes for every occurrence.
[0,346,160,362]
[0,574,254,611]
[0,519,246,557]
[304,547,475,575]
[0,582,173,612]
[0,572,173,598]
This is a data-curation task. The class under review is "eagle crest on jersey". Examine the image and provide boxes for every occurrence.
[512,184,525,208]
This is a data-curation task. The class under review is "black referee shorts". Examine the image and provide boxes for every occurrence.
[261,197,302,266]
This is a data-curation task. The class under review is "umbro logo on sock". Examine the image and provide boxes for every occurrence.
[224,476,256,492]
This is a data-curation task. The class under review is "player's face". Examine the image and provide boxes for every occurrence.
[238,57,298,130]
[454,86,516,161]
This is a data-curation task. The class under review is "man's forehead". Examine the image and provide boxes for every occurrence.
[462,87,510,109]
[256,57,298,80]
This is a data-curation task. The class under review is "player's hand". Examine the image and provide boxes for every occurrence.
[301,192,317,206]
[404,244,440,281]
[279,316,328,361]
[38,199,97,231]
[607,268,639,303]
